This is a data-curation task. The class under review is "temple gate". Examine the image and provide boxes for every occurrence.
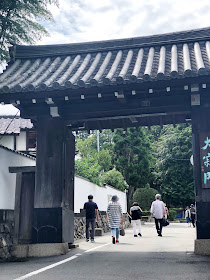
[1,27,210,254]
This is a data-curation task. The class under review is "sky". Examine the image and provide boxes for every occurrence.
[1,0,210,115]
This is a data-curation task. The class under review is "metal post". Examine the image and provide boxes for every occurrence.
[97,130,100,153]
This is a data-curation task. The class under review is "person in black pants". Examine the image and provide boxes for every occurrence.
[190,204,196,227]
[150,194,166,237]
[84,195,99,242]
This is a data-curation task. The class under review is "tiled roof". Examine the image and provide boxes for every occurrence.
[0,144,36,160]
[1,27,210,94]
[0,117,33,134]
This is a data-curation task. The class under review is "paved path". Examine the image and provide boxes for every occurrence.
[1,223,210,280]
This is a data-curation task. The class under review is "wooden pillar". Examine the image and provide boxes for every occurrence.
[192,107,210,254]
[33,117,75,244]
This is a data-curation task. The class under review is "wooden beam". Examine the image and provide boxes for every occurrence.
[129,116,138,124]
[115,90,127,104]
[9,166,36,173]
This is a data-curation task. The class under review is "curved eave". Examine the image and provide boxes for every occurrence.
[1,28,210,95]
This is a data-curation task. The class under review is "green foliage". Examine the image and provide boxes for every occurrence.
[75,124,195,209]
[133,187,158,211]
[155,124,194,208]
[75,131,115,185]
[97,130,114,151]
[75,157,101,185]
[76,136,97,158]
[0,0,58,61]
[168,209,177,221]
[101,169,128,191]
[112,128,154,189]
[97,149,113,172]
[142,210,151,216]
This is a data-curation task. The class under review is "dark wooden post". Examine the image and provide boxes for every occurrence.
[33,117,75,244]
[192,107,210,254]
[9,167,35,245]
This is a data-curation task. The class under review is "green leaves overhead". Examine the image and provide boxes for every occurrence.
[0,0,58,61]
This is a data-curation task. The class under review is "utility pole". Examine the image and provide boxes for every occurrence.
[97,130,100,152]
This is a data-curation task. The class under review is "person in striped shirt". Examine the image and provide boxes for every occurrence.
[106,195,123,244]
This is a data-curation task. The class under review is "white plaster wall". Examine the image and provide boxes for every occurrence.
[0,147,36,209]
[0,148,127,212]
[16,131,26,151]
[0,135,14,150]
[74,176,127,213]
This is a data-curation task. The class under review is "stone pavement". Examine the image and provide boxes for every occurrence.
[76,222,196,253]
[75,223,196,253]
[0,222,210,280]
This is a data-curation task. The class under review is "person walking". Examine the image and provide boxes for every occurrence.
[164,204,169,219]
[106,195,123,244]
[190,204,196,227]
[150,194,166,237]
[84,194,99,243]
[130,202,142,237]
[185,206,191,226]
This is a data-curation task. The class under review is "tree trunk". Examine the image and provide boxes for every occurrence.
[127,186,135,209]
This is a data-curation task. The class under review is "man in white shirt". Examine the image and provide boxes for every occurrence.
[150,194,166,237]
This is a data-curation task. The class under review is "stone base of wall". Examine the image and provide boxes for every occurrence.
[0,222,14,262]
[0,211,130,261]
[0,210,14,262]
[74,213,130,240]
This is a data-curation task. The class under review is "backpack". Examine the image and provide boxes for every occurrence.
[137,208,142,219]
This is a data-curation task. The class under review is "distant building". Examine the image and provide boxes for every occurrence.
[0,117,36,156]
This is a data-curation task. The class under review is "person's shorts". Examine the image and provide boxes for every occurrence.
[186,217,191,223]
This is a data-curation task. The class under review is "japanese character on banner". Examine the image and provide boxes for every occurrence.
[204,172,210,184]
[201,137,210,150]
[203,153,210,167]
[201,136,210,187]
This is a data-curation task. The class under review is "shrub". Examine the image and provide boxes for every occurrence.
[168,209,177,221]
[133,187,158,210]
[101,169,128,191]
[142,210,151,216]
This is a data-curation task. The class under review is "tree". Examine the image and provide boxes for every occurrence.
[0,0,58,61]
[97,149,113,172]
[75,156,101,186]
[101,169,128,191]
[76,135,97,158]
[75,131,114,185]
[155,124,194,208]
[112,128,154,204]
[133,187,158,211]
[76,130,114,151]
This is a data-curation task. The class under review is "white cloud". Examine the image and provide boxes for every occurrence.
[38,0,210,45]
[0,62,7,74]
